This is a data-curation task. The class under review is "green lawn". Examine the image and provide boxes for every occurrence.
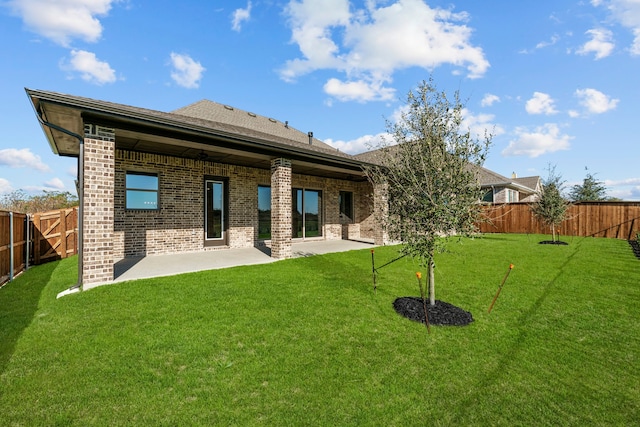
[1,234,639,426]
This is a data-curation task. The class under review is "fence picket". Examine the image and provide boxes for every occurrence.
[479,202,640,240]
[0,207,78,286]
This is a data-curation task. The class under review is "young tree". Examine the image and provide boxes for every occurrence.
[531,165,569,242]
[568,168,607,201]
[363,78,492,305]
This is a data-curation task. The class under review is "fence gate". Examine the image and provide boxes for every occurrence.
[32,208,78,265]
[1,208,79,285]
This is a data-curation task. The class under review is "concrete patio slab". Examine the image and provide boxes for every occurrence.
[112,239,375,284]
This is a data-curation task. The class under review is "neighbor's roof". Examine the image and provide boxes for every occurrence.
[473,166,538,194]
[354,143,539,194]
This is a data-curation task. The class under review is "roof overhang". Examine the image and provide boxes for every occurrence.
[481,181,536,195]
[26,89,372,182]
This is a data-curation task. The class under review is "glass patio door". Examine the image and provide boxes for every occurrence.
[205,179,226,246]
[292,189,322,238]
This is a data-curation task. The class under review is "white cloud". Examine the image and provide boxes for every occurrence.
[502,123,573,158]
[324,132,389,154]
[7,0,118,46]
[0,178,12,194]
[461,109,505,140]
[232,1,252,32]
[575,88,619,114]
[525,92,558,115]
[0,148,51,172]
[64,49,116,85]
[593,0,640,55]
[481,93,500,107]
[323,77,395,102]
[281,0,489,103]
[535,34,560,49]
[605,177,640,200]
[169,53,206,89]
[632,28,640,55]
[576,28,615,59]
[44,177,65,190]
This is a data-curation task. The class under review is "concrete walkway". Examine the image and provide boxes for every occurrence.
[112,239,375,283]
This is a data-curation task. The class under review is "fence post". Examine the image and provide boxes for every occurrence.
[33,213,40,264]
[9,211,14,282]
[25,214,30,270]
[60,209,67,259]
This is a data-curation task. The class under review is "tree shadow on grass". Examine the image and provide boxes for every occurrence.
[449,240,583,423]
[0,261,58,376]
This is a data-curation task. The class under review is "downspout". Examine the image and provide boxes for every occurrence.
[33,111,84,292]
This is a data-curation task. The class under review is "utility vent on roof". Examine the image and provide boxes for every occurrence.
[268,118,276,123]
[248,112,256,117]
[224,105,234,110]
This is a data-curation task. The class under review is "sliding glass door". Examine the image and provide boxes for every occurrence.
[293,189,322,238]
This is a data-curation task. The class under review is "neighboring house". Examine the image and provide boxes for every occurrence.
[26,89,387,289]
[356,146,541,204]
[475,167,541,203]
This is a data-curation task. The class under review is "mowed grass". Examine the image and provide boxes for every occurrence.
[1,234,639,426]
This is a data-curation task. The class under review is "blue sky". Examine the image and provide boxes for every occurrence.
[1,0,639,200]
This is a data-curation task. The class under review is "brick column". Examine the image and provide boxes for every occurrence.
[82,124,115,287]
[270,158,292,259]
[373,182,389,245]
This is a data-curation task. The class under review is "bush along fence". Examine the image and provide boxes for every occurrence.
[478,201,640,240]
[0,207,78,286]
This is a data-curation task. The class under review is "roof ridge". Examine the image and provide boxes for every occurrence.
[172,99,339,152]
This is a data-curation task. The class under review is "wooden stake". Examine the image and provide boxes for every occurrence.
[416,272,431,334]
[488,264,514,313]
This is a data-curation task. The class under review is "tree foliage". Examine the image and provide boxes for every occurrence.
[568,169,608,201]
[0,190,78,214]
[531,165,569,242]
[363,78,492,304]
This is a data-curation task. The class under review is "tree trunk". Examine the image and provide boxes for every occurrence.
[428,257,435,306]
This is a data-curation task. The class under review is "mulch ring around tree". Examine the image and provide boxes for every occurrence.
[629,240,640,260]
[393,297,474,326]
[539,240,568,245]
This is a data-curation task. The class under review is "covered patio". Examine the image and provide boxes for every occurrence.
[112,239,375,284]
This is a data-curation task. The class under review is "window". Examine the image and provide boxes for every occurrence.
[339,191,353,222]
[126,172,159,210]
[258,186,271,239]
[482,189,494,203]
[293,189,322,238]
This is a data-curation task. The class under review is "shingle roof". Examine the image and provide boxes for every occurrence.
[514,176,541,191]
[26,89,360,163]
[353,143,540,193]
[173,100,337,151]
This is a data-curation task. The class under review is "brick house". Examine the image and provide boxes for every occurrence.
[26,89,387,289]
[475,167,541,203]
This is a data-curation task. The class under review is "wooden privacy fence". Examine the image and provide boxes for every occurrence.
[0,211,28,285]
[0,207,78,286]
[478,202,640,240]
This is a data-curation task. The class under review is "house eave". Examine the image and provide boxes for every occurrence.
[25,88,372,180]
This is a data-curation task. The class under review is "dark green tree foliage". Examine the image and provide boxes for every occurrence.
[568,169,607,201]
[364,78,492,305]
[531,165,569,242]
[0,190,78,214]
